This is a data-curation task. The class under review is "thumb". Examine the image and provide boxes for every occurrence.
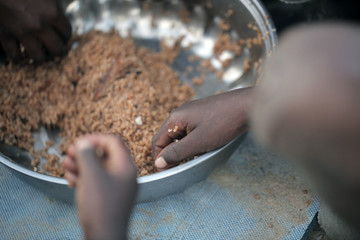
[76,139,104,179]
[155,130,204,169]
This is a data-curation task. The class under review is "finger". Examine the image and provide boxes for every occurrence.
[62,156,78,174]
[64,170,78,188]
[82,135,135,177]
[37,28,64,56]
[19,35,45,62]
[154,156,178,171]
[0,36,21,61]
[155,129,204,169]
[152,121,187,160]
[52,10,72,43]
[75,138,104,180]
[66,144,77,159]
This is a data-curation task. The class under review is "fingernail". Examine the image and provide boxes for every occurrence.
[77,139,93,151]
[155,157,167,169]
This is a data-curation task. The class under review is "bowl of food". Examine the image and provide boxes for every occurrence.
[0,0,277,203]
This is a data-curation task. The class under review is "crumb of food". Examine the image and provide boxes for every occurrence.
[226,9,234,17]
[175,139,179,143]
[46,140,54,148]
[135,116,143,126]
[143,1,151,10]
[160,36,185,63]
[243,58,251,72]
[192,77,204,86]
[201,59,216,73]
[305,200,312,207]
[185,43,194,51]
[268,223,274,228]
[246,38,253,49]
[31,157,40,167]
[173,125,179,132]
[221,58,232,68]
[186,66,194,72]
[151,16,157,28]
[253,194,260,199]
[302,189,308,194]
[216,70,224,80]
[219,19,231,31]
[178,7,191,24]
[42,154,63,177]
[188,55,200,62]
[0,31,194,177]
[213,33,242,57]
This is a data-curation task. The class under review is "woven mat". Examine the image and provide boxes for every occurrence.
[0,135,319,239]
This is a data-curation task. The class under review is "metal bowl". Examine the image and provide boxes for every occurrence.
[0,0,277,203]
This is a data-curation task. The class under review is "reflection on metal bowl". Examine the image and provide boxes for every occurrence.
[0,0,277,203]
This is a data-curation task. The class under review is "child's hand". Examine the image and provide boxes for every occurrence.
[152,87,253,171]
[0,0,71,62]
[63,135,137,240]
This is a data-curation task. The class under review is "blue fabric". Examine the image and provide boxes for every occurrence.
[0,136,319,239]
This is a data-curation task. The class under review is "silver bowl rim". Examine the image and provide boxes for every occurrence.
[0,138,237,185]
[0,0,277,186]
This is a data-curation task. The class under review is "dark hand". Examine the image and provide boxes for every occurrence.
[152,87,253,170]
[63,135,137,240]
[0,0,71,62]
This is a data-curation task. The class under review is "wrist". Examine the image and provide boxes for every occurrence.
[85,225,127,240]
[232,87,255,129]
[83,217,129,240]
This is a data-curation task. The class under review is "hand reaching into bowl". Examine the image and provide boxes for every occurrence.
[0,0,71,63]
[152,87,253,171]
[62,135,137,240]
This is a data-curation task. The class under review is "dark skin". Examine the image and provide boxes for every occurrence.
[152,87,254,170]
[0,0,71,62]
[252,23,360,229]
[63,135,138,240]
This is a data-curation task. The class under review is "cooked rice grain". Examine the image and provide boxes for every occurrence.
[0,31,193,177]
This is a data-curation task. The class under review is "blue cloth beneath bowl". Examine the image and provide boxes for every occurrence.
[0,135,319,240]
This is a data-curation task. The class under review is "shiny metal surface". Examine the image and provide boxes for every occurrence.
[0,0,277,203]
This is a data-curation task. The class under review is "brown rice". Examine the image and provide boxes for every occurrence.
[0,31,193,177]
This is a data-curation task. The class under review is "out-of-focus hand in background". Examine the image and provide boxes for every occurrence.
[0,0,71,63]
[251,22,360,230]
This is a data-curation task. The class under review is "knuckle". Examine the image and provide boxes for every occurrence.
[31,53,45,63]
[168,144,180,162]
[151,140,157,153]
[169,109,178,117]
[169,109,182,121]
[26,19,42,33]
[151,137,157,148]
[44,5,60,20]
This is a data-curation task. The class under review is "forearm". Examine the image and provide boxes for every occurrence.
[215,86,255,133]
